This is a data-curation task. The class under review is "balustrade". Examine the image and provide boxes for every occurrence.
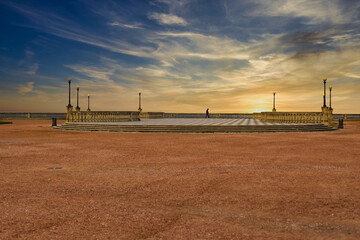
[67,111,140,122]
[253,111,328,124]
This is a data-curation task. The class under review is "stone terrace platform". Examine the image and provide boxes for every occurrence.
[58,118,335,133]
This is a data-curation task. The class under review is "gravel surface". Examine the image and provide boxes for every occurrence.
[0,120,359,239]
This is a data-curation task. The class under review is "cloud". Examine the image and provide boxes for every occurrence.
[2,2,250,62]
[151,0,192,14]
[25,49,34,59]
[17,82,34,94]
[253,0,360,24]
[148,12,187,26]
[152,31,250,60]
[26,63,38,75]
[2,0,360,113]
[2,2,154,58]
[109,22,143,29]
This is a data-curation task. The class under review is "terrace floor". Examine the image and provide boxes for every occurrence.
[70,118,312,125]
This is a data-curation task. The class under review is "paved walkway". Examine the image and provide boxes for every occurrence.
[74,118,311,126]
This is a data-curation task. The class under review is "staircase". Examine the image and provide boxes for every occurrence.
[57,122,335,133]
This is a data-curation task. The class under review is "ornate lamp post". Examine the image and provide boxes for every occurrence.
[272,91,276,112]
[328,86,333,124]
[67,78,72,107]
[321,77,332,125]
[329,86,332,109]
[76,86,80,111]
[138,91,142,112]
[87,94,91,111]
[323,77,327,107]
[66,78,73,122]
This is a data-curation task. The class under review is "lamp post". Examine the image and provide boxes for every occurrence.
[87,94,90,111]
[329,86,332,109]
[272,91,276,112]
[67,78,72,107]
[323,77,327,107]
[66,78,73,122]
[138,91,142,112]
[76,86,80,111]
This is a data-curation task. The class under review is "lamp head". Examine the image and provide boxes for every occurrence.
[273,91,276,94]
[139,91,141,94]
[88,94,90,97]
[323,77,327,81]
[77,86,79,89]
[330,86,332,89]
[68,78,72,83]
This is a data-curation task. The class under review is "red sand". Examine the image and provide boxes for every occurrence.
[0,120,359,239]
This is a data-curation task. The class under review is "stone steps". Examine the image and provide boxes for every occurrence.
[57,123,335,133]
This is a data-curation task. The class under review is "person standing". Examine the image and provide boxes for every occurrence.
[206,108,210,118]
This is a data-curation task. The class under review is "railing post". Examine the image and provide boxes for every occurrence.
[322,106,329,125]
[328,108,333,124]
[66,105,73,122]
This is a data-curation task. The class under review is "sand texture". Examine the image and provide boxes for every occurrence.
[0,120,359,239]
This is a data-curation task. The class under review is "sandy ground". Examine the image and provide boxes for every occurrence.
[0,120,359,240]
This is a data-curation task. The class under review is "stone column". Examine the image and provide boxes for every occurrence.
[66,105,73,122]
[328,107,333,124]
[321,106,329,125]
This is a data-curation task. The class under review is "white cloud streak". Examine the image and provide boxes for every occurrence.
[253,0,360,24]
[25,49,34,59]
[17,81,34,94]
[26,63,38,75]
[148,12,187,26]
[109,22,143,29]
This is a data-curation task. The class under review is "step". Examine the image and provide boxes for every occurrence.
[57,123,335,133]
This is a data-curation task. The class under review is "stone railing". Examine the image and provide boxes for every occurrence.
[254,112,322,123]
[140,112,164,119]
[67,110,140,122]
[333,114,360,121]
[253,113,262,120]
[253,107,333,125]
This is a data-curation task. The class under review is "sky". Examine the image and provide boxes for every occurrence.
[0,0,359,113]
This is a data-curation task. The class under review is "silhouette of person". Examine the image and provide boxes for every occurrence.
[206,108,210,118]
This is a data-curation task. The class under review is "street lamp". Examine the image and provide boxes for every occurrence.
[67,78,72,107]
[272,91,276,112]
[138,91,142,112]
[87,94,91,111]
[323,77,327,107]
[76,86,80,111]
[329,86,332,109]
